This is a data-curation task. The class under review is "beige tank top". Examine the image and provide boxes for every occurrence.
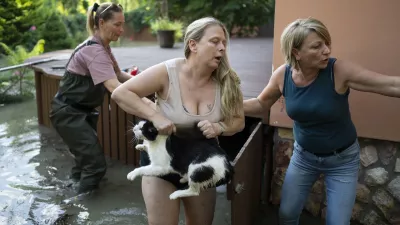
[156,58,222,138]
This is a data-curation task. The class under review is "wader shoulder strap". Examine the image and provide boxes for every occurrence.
[65,39,99,68]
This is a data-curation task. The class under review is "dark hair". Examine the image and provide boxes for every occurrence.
[86,2,123,36]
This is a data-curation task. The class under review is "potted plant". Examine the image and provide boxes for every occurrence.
[150,17,183,48]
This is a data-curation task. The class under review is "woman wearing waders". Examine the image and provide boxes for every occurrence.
[50,2,152,196]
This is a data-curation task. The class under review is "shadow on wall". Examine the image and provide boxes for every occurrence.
[258,22,274,37]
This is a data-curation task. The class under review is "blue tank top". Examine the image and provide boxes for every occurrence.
[283,58,357,153]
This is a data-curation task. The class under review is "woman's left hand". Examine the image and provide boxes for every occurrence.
[198,120,221,139]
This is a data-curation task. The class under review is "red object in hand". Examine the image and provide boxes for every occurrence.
[130,66,138,76]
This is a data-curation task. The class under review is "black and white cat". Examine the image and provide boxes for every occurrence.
[127,120,234,200]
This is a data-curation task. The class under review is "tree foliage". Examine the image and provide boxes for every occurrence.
[168,0,275,37]
[40,12,74,52]
[0,40,45,65]
[132,0,275,37]
[0,0,44,50]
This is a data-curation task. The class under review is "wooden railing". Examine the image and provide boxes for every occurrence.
[34,71,141,166]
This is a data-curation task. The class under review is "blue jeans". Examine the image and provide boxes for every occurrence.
[279,140,360,225]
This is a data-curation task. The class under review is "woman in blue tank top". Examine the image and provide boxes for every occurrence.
[244,17,400,225]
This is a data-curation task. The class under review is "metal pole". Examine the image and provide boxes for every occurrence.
[0,58,55,72]
[0,54,70,73]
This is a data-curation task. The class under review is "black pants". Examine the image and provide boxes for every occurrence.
[50,101,106,193]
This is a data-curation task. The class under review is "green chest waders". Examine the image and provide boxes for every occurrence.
[49,40,108,194]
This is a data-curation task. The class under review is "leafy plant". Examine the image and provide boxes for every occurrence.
[0,70,35,104]
[0,0,43,50]
[39,12,73,52]
[0,40,44,104]
[166,0,275,37]
[125,6,156,33]
[0,39,45,65]
[150,17,184,41]
[63,13,88,46]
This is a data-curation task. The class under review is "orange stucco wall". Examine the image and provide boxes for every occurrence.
[270,0,400,142]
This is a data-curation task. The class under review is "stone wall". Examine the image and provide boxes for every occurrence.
[270,128,400,225]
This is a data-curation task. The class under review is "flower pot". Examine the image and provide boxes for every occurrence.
[157,30,175,48]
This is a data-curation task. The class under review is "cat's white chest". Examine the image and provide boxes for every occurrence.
[146,136,171,166]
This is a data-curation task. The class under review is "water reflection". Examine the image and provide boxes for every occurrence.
[0,100,70,224]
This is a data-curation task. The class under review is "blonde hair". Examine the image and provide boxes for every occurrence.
[281,17,331,69]
[86,2,123,36]
[184,17,243,124]
[86,2,123,74]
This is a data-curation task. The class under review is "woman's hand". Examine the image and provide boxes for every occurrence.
[198,120,222,139]
[149,113,176,135]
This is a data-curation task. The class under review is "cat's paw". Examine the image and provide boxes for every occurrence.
[127,170,139,181]
[169,191,183,200]
[135,144,147,151]
[169,189,199,200]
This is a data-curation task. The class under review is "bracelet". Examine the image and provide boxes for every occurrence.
[218,122,225,136]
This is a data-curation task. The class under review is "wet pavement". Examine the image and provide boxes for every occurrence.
[0,99,328,225]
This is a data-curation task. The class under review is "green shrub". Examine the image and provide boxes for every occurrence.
[0,41,42,104]
[63,13,88,46]
[0,0,45,51]
[167,0,275,37]
[40,12,73,52]
[150,17,184,42]
[0,39,45,65]
[124,6,156,33]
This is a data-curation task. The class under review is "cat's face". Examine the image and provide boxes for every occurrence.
[133,120,158,141]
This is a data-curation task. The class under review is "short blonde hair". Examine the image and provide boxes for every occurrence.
[280,17,331,69]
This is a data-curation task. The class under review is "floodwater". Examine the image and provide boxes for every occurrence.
[0,99,327,225]
[0,100,231,225]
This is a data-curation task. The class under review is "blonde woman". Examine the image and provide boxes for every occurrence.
[51,2,153,197]
[112,17,244,225]
[244,17,400,225]
[50,2,133,195]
